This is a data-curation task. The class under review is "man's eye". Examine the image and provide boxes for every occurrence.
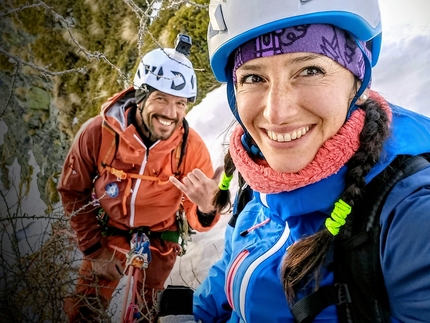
[299,66,324,76]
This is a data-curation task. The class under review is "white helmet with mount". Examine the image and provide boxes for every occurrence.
[134,34,197,102]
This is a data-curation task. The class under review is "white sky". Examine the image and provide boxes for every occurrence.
[372,0,430,115]
[379,0,430,27]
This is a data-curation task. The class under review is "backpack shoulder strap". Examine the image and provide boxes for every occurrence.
[229,172,253,228]
[97,120,119,176]
[291,153,430,323]
[173,118,189,175]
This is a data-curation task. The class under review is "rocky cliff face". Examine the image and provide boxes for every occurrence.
[0,1,146,210]
[1,14,66,210]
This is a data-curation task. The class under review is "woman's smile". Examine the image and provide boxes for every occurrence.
[236,52,356,173]
[266,126,311,142]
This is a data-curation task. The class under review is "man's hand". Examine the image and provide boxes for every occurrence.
[90,248,124,281]
[169,166,223,213]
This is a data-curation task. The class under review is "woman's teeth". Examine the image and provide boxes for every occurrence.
[267,127,310,142]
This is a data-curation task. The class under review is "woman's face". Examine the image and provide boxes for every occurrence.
[235,52,357,173]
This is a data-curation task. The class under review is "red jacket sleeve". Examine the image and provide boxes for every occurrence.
[57,116,104,257]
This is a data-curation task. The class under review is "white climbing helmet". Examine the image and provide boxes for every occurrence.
[133,34,197,102]
[208,0,382,82]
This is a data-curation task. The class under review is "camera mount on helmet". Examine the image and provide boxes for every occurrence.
[175,33,192,57]
[133,33,197,102]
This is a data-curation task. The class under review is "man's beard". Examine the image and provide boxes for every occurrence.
[145,114,180,141]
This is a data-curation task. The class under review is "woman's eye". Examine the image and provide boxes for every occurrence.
[240,74,262,84]
[299,66,324,77]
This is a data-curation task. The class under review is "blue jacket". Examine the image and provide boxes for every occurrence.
[193,104,430,323]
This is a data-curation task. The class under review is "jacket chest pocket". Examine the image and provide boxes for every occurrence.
[226,248,254,311]
[225,245,255,313]
[150,149,183,181]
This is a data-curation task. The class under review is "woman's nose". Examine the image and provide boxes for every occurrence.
[263,86,298,125]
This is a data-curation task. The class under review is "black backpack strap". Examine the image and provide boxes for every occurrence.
[291,154,430,323]
[291,284,351,323]
[229,172,253,228]
[177,118,189,170]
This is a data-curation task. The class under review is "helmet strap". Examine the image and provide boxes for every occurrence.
[136,99,154,141]
[135,84,151,104]
[227,69,264,159]
[135,85,158,140]
[347,39,372,119]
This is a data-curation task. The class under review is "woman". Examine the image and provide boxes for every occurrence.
[192,0,430,322]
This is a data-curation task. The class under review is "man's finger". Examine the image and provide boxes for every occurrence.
[169,176,187,192]
[212,166,224,182]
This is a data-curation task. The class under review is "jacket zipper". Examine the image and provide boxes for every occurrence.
[226,249,250,310]
[238,224,290,321]
[129,136,159,227]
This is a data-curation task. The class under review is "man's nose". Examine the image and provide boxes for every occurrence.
[163,100,177,119]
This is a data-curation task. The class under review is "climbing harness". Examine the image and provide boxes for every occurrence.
[108,230,178,323]
[127,231,152,270]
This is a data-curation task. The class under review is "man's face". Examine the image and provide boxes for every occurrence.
[138,90,188,141]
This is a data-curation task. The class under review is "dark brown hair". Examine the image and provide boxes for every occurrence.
[213,149,236,213]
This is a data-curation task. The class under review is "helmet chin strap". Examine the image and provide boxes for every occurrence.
[137,100,158,142]
[347,38,372,119]
[138,104,149,131]
[227,69,265,158]
[136,85,157,141]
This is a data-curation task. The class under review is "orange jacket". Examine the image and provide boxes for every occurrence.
[58,87,219,257]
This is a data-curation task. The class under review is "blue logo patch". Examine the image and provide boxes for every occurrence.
[105,182,119,198]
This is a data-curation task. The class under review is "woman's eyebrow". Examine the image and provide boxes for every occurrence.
[290,53,322,64]
[237,63,263,73]
[238,53,323,72]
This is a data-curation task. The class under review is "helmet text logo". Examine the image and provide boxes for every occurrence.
[171,71,186,91]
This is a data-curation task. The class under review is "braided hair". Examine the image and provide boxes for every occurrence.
[281,98,390,302]
[213,149,236,213]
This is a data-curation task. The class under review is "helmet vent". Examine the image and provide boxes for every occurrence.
[209,4,226,31]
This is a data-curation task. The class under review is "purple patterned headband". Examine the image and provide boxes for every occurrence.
[233,24,371,83]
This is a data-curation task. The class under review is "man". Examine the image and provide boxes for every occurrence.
[58,34,220,322]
